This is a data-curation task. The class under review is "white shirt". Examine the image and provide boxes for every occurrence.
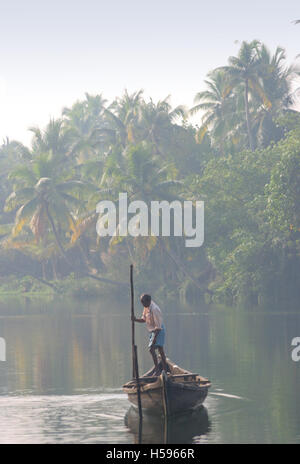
[142,301,163,332]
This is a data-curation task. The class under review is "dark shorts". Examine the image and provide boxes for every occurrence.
[148,324,166,348]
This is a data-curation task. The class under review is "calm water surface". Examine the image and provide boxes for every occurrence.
[0,296,299,444]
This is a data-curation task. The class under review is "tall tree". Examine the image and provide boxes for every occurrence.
[63,93,108,163]
[220,40,267,151]
[190,69,244,154]
[5,153,86,263]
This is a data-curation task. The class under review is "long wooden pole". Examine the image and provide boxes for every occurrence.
[130,264,143,443]
[130,264,135,378]
[134,345,143,443]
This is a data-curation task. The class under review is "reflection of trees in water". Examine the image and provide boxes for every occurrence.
[125,405,211,444]
[1,302,133,393]
[207,310,300,443]
[2,298,300,443]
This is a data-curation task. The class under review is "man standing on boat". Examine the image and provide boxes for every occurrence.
[133,294,168,375]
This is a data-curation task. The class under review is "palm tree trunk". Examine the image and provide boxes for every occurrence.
[244,79,254,151]
[42,261,46,280]
[68,214,94,271]
[33,275,60,292]
[44,203,127,286]
[219,138,226,157]
[161,239,204,291]
[44,202,72,266]
[51,257,58,280]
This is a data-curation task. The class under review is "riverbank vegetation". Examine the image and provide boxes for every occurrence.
[1,40,300,306]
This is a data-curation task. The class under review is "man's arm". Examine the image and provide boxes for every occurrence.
[132,316,145,323]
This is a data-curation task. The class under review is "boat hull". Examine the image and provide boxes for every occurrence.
[123,360,211,416]
[127,382,209,415]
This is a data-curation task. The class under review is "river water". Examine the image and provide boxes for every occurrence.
[0,295,299,444]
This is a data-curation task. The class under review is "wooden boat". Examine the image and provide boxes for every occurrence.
[123,359,211,416]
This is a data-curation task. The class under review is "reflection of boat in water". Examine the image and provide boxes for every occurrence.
[125,404,210,444]
[123,359,211,416]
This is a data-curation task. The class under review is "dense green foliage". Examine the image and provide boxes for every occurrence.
[0,41,299,306]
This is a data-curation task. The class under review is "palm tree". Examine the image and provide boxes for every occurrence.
[190,69,243,154]
[100,142,181,203]
[196,43,300,151]
[63,93,108,163]
[29,118,72,164]
[220,40,268,151]
[94,142,184,270]
[110,89,144,129]
[257,45,297,107]
[103,89,144,148]
[0,139,32,223]
[5,153,86,263]
[252,45,300,146]
[137,96,186,155]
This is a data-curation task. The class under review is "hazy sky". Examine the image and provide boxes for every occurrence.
[0,0,300,145]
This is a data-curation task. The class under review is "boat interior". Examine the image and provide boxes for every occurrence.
[124,359,211,386]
